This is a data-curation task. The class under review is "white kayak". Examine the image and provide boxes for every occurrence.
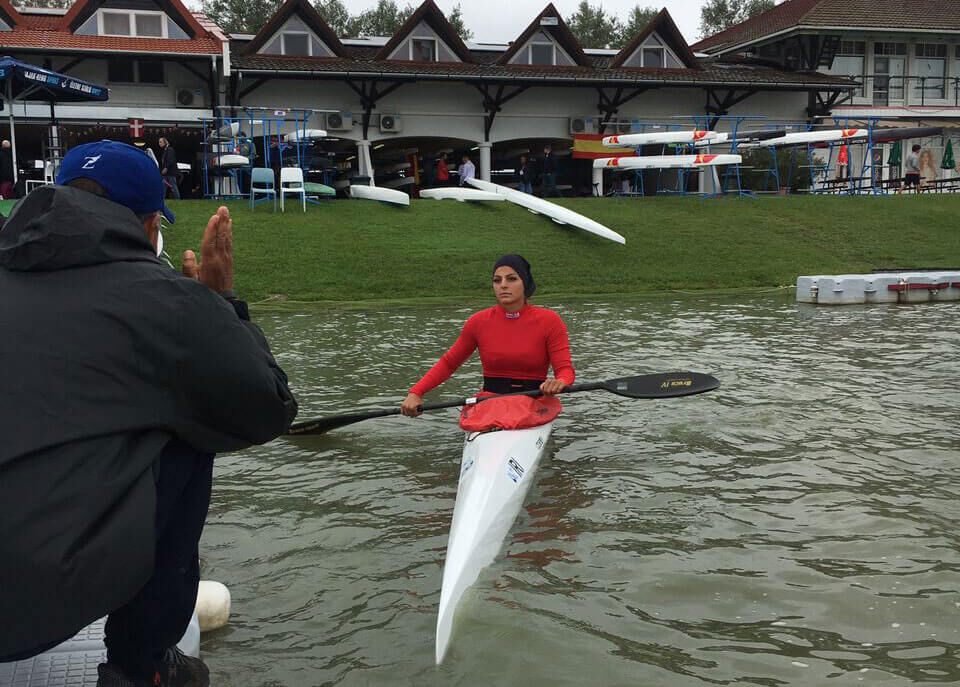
[208,121,239,142]
[211,154,249,169]
[420,187,505,202]
[465,178,625,245]
[436,422,554,664]
[349,184,410,206]
[738,128,869,149]
[593,153,741,170]
[284,128,327,142]
[603,129,725,147]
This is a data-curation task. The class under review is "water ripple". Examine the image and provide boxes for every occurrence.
[200,295,960,686]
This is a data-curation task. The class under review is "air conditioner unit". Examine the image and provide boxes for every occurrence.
[174,86,205,108]
[325,111,352,131]
[569,116,596,135]
[379,114,402,133]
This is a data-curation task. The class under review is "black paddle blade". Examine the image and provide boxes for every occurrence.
[601,372,720,399]
[287,408,400,436]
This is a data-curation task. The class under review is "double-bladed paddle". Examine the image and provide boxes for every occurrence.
[286,371,720,436]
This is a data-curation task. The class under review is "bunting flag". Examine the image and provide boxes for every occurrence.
[572,134,637,160]
[941,139,955,169]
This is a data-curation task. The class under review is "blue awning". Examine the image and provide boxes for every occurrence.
[0,56,108,103]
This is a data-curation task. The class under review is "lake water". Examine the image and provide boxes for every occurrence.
[200,293,960,686]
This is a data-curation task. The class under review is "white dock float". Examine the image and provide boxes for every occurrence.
[797,271,960,305]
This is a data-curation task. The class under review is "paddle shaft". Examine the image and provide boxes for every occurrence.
[285,372,719,436]
[286,382,603,436]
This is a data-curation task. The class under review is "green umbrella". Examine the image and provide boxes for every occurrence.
[888,141,902,167]
[942,138,955,169]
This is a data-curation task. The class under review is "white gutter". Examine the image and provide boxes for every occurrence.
[221,41,230,77]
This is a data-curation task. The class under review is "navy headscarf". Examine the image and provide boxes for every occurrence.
[493,254,536,298]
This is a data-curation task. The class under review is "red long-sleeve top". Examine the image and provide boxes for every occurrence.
[410,304,575,397]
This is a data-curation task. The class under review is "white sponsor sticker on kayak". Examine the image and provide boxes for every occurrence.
[460,457,474,478]
[507,457,525,484]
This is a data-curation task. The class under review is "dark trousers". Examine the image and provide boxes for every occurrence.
[163,175,181,200]
[104,440,213,677]
[540,172,559,197]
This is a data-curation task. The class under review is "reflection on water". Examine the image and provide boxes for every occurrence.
[200,294,960,686]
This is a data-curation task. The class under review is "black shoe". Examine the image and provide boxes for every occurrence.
[97,648,210,687]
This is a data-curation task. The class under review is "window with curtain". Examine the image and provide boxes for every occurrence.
[412,38,437,61]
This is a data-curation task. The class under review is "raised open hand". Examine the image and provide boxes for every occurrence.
[182,206,233,293]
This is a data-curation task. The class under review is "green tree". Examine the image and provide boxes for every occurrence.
[447,3,473,41]
[614,4,658,48]
[349,0,415,37]
[315,0,351,36]
[201,0,281,33]
[698,0,775,39]
[566,1,621,49]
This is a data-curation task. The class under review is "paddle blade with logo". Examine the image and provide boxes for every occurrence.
[598,372,720,399]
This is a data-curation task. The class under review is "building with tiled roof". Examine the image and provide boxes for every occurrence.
[693,0,960,120]
[0,0,866,195]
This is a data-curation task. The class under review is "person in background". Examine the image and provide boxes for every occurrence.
[518,154,533,194]
[0,140,14,200]
[897,143,922,194]
[458,154,476,186]
[421,154,436,188]
[436,152,450,187]
[401,254,574,417]
[540,144,558,197]
[0,140,298,687]
[158,136,181,200]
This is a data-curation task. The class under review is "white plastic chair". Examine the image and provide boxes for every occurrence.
[280,167,306,212]
[249,167,276,212]
[25,161,55,194]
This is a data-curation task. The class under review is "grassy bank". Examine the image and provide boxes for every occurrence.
[164,195,960,304]
[10,195,960,303]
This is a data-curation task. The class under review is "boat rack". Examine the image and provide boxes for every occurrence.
[797,270,960,305]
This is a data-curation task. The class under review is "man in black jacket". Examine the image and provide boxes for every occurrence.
[0,140,298,686]
[158,136,181,200]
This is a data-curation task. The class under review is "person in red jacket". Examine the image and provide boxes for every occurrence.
[401,254,574,417]
[436,153,450,186]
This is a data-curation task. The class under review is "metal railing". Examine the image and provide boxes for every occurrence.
[840,74,960,107]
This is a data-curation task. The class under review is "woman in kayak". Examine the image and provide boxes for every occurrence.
[401,254,574,417]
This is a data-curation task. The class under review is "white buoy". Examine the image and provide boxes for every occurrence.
[195,580,231,632]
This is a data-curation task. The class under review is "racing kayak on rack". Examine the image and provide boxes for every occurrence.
[435,422,554,664]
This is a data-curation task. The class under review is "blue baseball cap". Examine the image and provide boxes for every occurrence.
[56,140,175,223]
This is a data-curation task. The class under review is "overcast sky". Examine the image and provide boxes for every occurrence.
[350,1,710,46]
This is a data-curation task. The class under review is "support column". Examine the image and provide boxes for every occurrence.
[592,167,603,196]
[356,139,373,185]
[478,141,491,181]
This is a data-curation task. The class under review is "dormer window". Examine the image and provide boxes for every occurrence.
[619,33,683,68]
[282,31,309,55]
[98,10,167,38]
[530,42,554,65]
[642,47,664,67]
[412,37,437,61]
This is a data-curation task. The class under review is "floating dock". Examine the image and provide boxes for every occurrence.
[797,271,960,305]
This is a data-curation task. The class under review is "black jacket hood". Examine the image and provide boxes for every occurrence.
[0,185,157,272]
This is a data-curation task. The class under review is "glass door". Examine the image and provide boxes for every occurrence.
[873,43,906,105]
